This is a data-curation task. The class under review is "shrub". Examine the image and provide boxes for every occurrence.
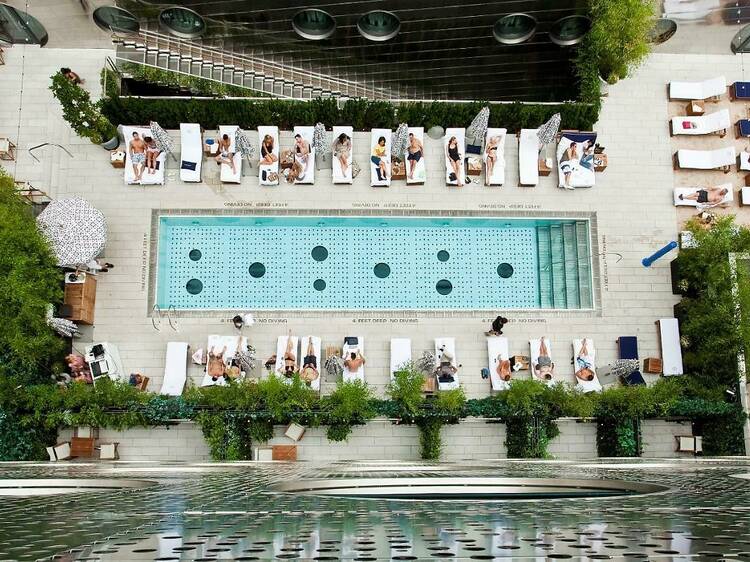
[321,380,376,442]
[386,367,425,421]
[417,418,443,460]
[50,73,117,144]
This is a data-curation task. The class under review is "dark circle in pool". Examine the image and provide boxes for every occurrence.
[374,263,391,278]
[313,279,326,291]
[311,246,328,261]
[186,279,203,295]
[248,262,266,278]
[189,249,202,261]
[497,263,514,278]
[437,250,450,262]
[436,279,452,295]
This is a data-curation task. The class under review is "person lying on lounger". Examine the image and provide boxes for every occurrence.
[575,338,595,381]
[559,142,578,189]
[678,186,729,205]
[278,335,297,378]
[144,136,161,175]
[215,134,236,174]
[485,135,501,185]
[495,354,512,381]
[344,350,365,372]
[294,134,311,166]
[208,345,227,381]
[300,339,319,383]
[261,134,278,164]
[446,136,464,187]
[371,136,389,182]
[435,348,458,383]
[129,131,146,182]
[534,338,554,381]
[332,133,351,176]
[407,132,423,180]
[579,140,595,172]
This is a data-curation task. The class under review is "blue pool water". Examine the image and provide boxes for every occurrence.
[156,216,592,310]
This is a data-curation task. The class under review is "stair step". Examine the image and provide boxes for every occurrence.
[549,224,567,309]
[562,223,580,308]
[536,226,553,309]
[575,221,594,308]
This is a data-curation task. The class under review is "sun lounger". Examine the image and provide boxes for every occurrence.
[218,125,242,183]
[258,125,279,186]
[292,126,315,184]
[300,335,321,391]
[557,132,597,189]
[663,0,719,21]
[530,337,554,386]
[370,129,391,187]
[657,318,684,375]
[332,125,353,184]
[518,129,539,186]
[274,334,299,377]
[435,337,459,391]
[487,336,510,391]
[390,338,412,380]
[123,125,166,186]
[669,76,726,101]
[343,336,365,382]
[675,147,735,171]
[179,123,202,182]
[201,334,248,387]
[670,109,730,137]
[573,338,602,393]
[674,184,733,208]
[484,128,507,186]
[160,341,189,396]
[444,128,466,187]
[740,150,750,171]
[405,127,426,185]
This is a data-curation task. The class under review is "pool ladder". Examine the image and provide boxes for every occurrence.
[152,305,179,332]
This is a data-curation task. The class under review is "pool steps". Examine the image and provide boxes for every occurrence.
[536,221,592,309]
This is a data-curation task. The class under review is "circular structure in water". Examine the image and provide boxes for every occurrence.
[92,6,140,33]
[0,478,155,497]
[648,18,677,45]
[186,279,203,295]
[292,8,336,40]
[313,279,326,291]
[189,249,202,261]
[549,15,591,46]
[275,477,668,501]
[497,263,514,278]
[159,7,206,39]
[311,245,328,262]
[248,262,266,278]
[357,10,400,42]
[374,263,391,278]
[436,279,453,295]
[493,13,537,45]
[0,3,48,45]
[437,250,450,262]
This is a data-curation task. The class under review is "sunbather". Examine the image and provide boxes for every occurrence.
[371,136,389,181]
[559,142,578,189]
[495,354,512,381]
[60,67,83,85]
[300,339,319,383]
[215,134,236,174]
[261,134,278,164]
[278,335,297,378]
[344,350,365,371]
[579,140,595,172]
[485,135,500,185]
[208,345,227,381]
[129,131,146,182]
[534,337,554,381]
[446,136,464,187]
[294,134,311,166]
[435,348,457,383]
[144,136,161,175]
[575,338,595,381]
[678,186,729,204]
[333,132,351,176]
[407,132,423,179]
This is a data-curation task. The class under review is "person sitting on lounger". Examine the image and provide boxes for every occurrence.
[678,186,729,205]
[579,140,595,172]
[300,340,319,384]
[575,338,595,381]
[559,142,578,189]
[215,134,236,174]
[446,136,464,187]
[278,335,297,378]
[332,133,351,176]
[407,132,423,180]
[534,338,554,381]
[144,136,161,175]
[208,345,227,381]
[496,354,512,381]
[261,134,278,164]
[371,136,389,182]
[129,131,146,182]
[344,350,366,372]
[435,348,458,383]
[485,135,500,185]
[294,134,311,166]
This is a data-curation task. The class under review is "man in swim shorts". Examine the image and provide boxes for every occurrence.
[129,131,146,182]
[407,132,423,180]
[678,186,729,205]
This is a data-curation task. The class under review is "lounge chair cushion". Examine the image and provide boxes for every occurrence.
[181,160,197,171]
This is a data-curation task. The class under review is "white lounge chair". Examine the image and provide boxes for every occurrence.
[179,123,202,182]
[557,134,596,189]
[670,109,730,137]
[573,338,602,393]
[123,125,166,186]
[258,125,280,186]
[658,318,684,375]
[274,334,299,378]
[530,337,554,386]
[390,338,412,380]
[663,0,719,21]
[675,147,735,171]
[740,150,750,171]
[160,341,189,396]
[292,126,315,184]
[518,129,539,186]
[444,128,466,187]
[669,76,726,101]
[435,337,459,391]
[218,125,242,183]
[484,128,507,186]
[487,336,510,391]
[300,335,321,391]
[405,127,426,185]
[343,336,365,382]
[201,334,248,387]
[674,184,733,208]
[332,125,353,184]
[370,129,391,187]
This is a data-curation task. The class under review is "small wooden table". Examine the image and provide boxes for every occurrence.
[686,100,705,116]
[538,159,551,177]
[0,137,16,161]
[594,153,608,172]
[63,274,97,325]
[110,150,125,168]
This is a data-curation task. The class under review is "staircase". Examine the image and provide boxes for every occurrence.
[111,29,404,100]
[536,221,593,309]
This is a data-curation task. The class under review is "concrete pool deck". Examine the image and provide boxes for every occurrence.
[2,45,749,407]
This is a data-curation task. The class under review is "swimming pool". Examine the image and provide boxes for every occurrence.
[155,215,593,310]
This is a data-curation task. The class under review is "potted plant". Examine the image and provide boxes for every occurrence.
[50,73,119,149]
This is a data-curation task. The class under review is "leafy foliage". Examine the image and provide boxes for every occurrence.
[320,380,376,442]
[417,418,443,460]
[387,367,426,421]
[50,73,117,144]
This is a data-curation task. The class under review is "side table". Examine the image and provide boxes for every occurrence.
[110,150,125,168]
[594,153,608,172]
[686,100,705,116]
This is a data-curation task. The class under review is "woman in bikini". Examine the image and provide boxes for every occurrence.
[278,334,297,378]
[485,135,500,185]
[300,339,319,384]
[260,134,278,164]
[332,132,352,177]
[534,337,554,381]
[215,134,236,174]
[575,338,595,381]
[446,136,463,187]
[144,136,161,175]
[208,345,227,382]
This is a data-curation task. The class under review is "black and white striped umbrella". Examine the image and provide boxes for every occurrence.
[466,106,490,145]
[149,121,174,154]
[36,198,106,268]
[391,123,409,159]
[537,112,561,147]
[235,128,255,158]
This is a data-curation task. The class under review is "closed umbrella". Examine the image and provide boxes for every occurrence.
[537,112,561,152]
[313,123,329,170]
[235,128,255,169]
[46,305,80,338]
[149,121,175,160]
[391,123,409,159]
[36,198,107,268]
[466,106,490,146]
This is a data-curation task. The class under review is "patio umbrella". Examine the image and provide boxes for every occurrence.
[36,197,107,268]
[149,121,175,160]
[537,112,561,148]
[313,123,329,169]
[466,106,490,146]
[235,128,255,169]
[46,304,80,338]
[391,123,409,159]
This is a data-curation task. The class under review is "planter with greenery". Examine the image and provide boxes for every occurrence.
[50,73,118,146]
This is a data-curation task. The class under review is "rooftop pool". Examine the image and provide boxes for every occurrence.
[155,215,593,311]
